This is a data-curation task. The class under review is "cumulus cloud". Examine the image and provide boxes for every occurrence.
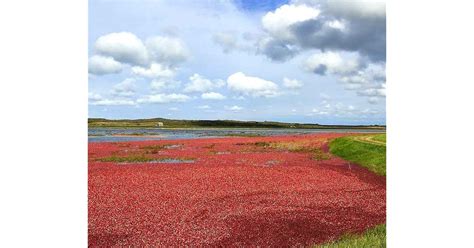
[302,50,385,103]
[213,32,239,53]
[111,78,136,98]
[257,37,300,61]
[225,105,243,111]
[227,72,280,97]
[183,74,224,93]
[88,92,136,106]
[201,92,226,100]
[137,93,190,104]
[304,51,362,75]
[283,77,303,89]
[88,92,103,101]
[145,36,189,66]
[92,32,189,77]
[308,100,381,118]
[89,99,136,106]
[326,0,386,19]
[94,32,149,65]
[131,63,175,78]
[262,4,320,41]
[259,1,386,62]
[339,63,386,98]
[88,55,123,75]
[368,97,379,104]
[149,79,180,93]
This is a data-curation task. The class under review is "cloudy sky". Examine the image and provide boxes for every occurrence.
[88,0,385,125]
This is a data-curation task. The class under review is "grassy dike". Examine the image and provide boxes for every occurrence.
[316,133,386,247]
[329,134,386,176]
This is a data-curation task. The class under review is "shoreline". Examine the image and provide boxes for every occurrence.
[88,127,387,131]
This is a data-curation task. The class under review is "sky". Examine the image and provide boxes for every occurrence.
[88,0,386,125]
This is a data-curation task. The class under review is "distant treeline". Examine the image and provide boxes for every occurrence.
[88,118,386,130]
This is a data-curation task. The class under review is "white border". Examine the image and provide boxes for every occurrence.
[389,0,474,247]
[1,0,474,247]
[0,0,88,247]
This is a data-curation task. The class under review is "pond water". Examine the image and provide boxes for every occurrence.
[88,128,384,142]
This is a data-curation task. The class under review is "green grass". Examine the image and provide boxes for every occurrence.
[371,134,386,143]
[96,154,158,163]
[315,224,386,248]
[329,134,386,176]
[96,154,195,163]
[140,145,166,154]
[313,148,331,161]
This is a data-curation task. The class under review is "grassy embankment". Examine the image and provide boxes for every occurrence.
[316,133,386,247]
[329,133,386,176]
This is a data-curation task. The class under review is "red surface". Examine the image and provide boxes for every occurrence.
[88,133,386,247]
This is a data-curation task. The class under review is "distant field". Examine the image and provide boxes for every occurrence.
[88,118,386,130]
[321,133,386,247]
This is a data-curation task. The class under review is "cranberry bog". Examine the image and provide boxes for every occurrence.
[88,133,386,247]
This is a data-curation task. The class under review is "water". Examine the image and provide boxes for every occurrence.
[88,128,384,142]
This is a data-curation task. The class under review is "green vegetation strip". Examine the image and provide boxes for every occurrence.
[329,134,386,176]
[88,117,386,130]
[371,133,386,143]
[96,154,194,163]
[315,224,386,248]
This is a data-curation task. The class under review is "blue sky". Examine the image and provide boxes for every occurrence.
[234,0,288,11]
[88,0,386,125]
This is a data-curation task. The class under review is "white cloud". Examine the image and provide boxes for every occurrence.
[327,0,386,19]
[307,99,382,118]
[149,79,181,93]
[259,1,386,62]
[226,105,243,111]
[213,32,239,53]
[137,93,190,104]
[90,99,136,106]
[311,108,330,115]
[304,51,362,75]
[201,92,226,100]
[94,32,149,65]
[88,55,123,75]
[262,4,320,41]
[283,77,303,89]
[197,105,211,109]
[146,36,189,65]
[184,74,223,93]
[368,97,379,104]
[338,63,386,101]
[325,19,347,31]
[89,94,136,106]
[357,88,386,97]
[168,107,179,111]
[227,72,280,97]
[111,78,136,97]
[131,63,175,78]
[213,31,254,54]
[88,92,103,101]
